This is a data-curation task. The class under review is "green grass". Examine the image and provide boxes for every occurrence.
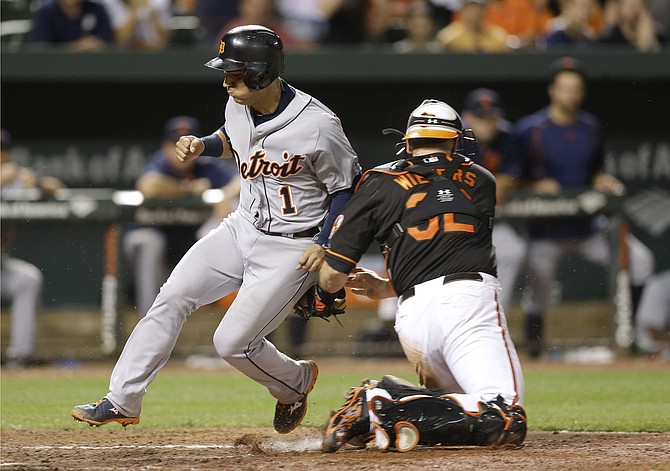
[2,362,669,432]
[526,368,670,432]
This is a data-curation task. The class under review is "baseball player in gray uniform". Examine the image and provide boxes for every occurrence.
[1,129,65,368]
[71,25,361,433]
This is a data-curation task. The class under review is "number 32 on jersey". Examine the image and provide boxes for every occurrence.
[406,191,475,241]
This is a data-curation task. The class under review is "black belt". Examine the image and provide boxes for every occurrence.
[259,227,319,239]
[400,272,484,301]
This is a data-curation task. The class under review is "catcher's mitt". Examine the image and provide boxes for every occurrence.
[293,285,346,322]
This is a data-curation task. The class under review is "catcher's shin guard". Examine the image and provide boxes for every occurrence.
[371,394,474,447]
[371,394,525,449]
[469,401,509,446]
[378,375,447,399]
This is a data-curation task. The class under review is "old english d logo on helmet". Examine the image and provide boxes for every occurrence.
[219,40,225,54]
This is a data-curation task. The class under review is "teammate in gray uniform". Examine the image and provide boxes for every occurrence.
[635,269,670,359]
[71,25,361,433]
[123,116,239,319]
[1,129,65,368]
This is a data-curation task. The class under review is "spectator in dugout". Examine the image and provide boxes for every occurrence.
[461,89,527,313]
[31,0,114,50]
[509,57,654,358]
[122,116,239,319]
[1,129,66,368]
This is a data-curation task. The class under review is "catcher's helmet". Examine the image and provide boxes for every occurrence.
[402,99,463,141]
[205,25,284,90]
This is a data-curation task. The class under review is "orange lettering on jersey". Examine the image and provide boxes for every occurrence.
[460,188,473,201]
[442,213,475,233]
[415,174,429,184]
[407,216,439,240]
[407,213,476,241]
[240,150,306,180]
[394,174,415,190]
[394,173,430,190]
[406,192,427,209]
[449,168,476,187]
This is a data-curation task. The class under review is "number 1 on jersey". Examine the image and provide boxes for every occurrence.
[279,185,297,215]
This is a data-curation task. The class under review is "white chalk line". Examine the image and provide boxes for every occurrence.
[17,437,323,453]
[21,444,234,451]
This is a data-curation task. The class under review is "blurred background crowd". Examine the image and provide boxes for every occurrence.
[1,0,668,52]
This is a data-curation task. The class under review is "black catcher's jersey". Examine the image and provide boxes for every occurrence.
[326,152,497,296]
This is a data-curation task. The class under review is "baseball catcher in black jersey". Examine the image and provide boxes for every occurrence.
[315,99,527,452]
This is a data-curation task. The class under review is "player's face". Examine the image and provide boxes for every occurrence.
[223,70,256,104]
[549,71,585,113]
[464,112,500,145]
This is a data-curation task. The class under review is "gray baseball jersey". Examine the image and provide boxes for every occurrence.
[105,83,360,417]
[226,85,360,233]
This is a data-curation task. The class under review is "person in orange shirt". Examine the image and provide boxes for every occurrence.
[484,0,554,47]
[436,0,512,52]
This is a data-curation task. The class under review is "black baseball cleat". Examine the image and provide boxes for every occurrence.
[273,360,319,434]
[322,384,371,452]
[71,397,140,427]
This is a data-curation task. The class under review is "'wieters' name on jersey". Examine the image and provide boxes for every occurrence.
[392,166,478,190]
[240,150,306,180]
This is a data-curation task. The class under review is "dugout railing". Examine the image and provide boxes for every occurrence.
[0,188,630,357]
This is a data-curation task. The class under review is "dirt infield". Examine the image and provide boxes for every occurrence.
[2,427,669,470]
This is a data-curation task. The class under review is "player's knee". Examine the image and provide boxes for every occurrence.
[212,327,247,360]
[15,264,43,294]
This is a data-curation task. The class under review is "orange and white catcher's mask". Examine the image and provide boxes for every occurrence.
[402,99,464,141]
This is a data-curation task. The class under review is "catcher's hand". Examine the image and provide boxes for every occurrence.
[293,285,346,321]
